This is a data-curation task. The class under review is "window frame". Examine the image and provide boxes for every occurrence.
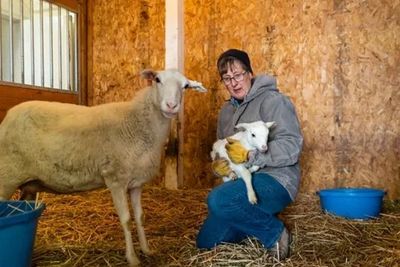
[0,0,87,121]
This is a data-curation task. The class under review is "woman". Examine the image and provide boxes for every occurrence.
[196,49,303,260]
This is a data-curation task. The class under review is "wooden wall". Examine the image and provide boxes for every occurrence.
[88,0,400,199]
[88,0,165,105]
[0,84,78,121]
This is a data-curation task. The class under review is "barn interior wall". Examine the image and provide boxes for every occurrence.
[89,0,165,105]
[89,0,400,199]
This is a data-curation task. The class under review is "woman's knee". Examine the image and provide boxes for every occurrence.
[206,182,247,219]
[207,184,233,216]
[206,187,224,215]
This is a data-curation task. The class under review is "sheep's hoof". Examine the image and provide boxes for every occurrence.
[127,256,140,267]
[142,248,155,256]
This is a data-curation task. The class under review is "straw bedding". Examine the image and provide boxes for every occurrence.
[29,186,400,267]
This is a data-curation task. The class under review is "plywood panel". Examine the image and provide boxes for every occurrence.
[184,0,400,199]
[89,0,165,105]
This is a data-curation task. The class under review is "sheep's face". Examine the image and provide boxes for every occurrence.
[157,70,185,118]
[236,121,276,152]
[141,69,207,119]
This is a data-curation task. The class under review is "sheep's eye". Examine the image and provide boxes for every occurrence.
[251,133,256,138]
[184,83,189,89]
[155,77,161,83]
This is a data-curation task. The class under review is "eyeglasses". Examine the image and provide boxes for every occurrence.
[221,71,247,85]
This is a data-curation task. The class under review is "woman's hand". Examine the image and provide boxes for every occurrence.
[211,158,231,177]
[225,138,249,164]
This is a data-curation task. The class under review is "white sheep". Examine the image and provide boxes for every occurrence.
[0,69,207,267]
[210,121,275,204]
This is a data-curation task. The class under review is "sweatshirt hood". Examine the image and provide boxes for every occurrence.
[249,74,277,95]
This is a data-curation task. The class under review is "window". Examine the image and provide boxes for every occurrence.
[0,0,85,122]
[1,0,78,91]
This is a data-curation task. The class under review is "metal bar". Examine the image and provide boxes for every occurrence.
[66,10,70,91]
[74,13,77,95]
[40,0,44,86]
[30,0,34,85]
[10,0,14,81]
[73,12,78,92]
[58,5,61,89]
[49,3,53,87]
[0,0,3,80]
[21,0,24,83]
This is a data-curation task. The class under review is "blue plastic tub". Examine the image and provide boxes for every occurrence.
[317,188,385,220]
[0,201,45,267]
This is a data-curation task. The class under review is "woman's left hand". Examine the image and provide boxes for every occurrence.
[225,138,249,164]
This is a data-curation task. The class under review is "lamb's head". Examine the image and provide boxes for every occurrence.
[141,69,207,118]
[235,121,276,152]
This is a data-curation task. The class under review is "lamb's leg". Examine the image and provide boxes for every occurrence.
[228,171,238,180]
[248,165,260,173]
[237,167,257,204]
[106,182,140,267]
[130,186,152,255]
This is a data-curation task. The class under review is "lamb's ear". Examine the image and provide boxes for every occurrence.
[211,151,220,160]
[141,69,158,81]
[185,79,207,92]
[235,123,249,132]
[265,121,276,129]
[226,137,240,144]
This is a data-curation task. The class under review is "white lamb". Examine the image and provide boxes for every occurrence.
[211,121,275,204]
[0,69,207,267]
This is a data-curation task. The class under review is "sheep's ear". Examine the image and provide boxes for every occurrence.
[235,123,248,132]
[265,121,276,129]
[141,69,158,81]
[185,79,207,92]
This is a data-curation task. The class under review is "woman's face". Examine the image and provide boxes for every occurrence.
[221,60,253,100]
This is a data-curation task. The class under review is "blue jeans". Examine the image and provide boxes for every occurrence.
[196,173,292,249]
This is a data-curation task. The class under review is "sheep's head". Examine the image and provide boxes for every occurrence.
[141,69,207,118]
[235,121,276,152]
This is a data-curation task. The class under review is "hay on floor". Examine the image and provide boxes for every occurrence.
[30,186,400,266]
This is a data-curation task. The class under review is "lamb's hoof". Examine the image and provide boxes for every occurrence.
[248,194,258,205]
[229,172,238,180]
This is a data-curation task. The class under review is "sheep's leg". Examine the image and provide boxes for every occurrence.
[0,164,21,200]
[0,184,17,200]
[237,167,257,205]
[106,183,140,267]
[0,182,18,200]
[130,187,153,255]
[19,180,59,200]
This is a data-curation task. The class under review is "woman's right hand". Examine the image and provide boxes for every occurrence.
[211,158,231,177]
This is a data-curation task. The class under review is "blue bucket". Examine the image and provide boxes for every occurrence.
[0,201,45,267]
[317,188,385,220]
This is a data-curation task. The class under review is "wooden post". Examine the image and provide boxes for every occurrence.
[165,0,184,189]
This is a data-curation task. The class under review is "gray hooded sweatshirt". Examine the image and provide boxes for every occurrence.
[217,74,303,201]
